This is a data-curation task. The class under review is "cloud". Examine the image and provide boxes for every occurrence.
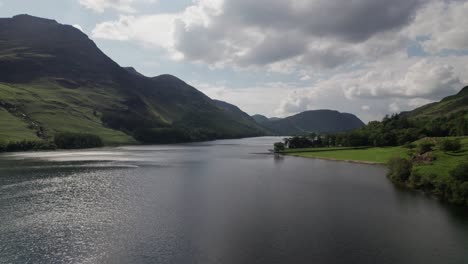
[72,24,84,32]
[189,80,294,116]
[92,14,175,45]
[343,59,464,100]
[275,56,468,121]
[89,0,468,121]
[92,0,423,69]
[406,0,468,53]
[79,0,157,13]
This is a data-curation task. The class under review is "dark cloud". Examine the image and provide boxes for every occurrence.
[224,0,423,42]
[171,0,424,68]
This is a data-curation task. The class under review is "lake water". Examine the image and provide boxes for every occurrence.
[1,137,468,264]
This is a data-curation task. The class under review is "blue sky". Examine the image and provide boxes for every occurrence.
[1,0,468,122]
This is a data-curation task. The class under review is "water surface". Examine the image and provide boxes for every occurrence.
[1,137,468,263]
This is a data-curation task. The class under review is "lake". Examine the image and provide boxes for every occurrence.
[1,137,467,264]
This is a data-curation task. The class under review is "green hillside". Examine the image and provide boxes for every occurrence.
[0,15,264,146]
[406,86,468,118]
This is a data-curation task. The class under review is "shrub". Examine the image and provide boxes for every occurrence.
[33,141,57,150]
[418,141,434,154]
[450,162,468,182]
[273,142,285,152]
[408,171,422,187]
[404,143,416,149]
[4,140,56,152]
[459,182,468,203]
[387,157,413,183]
[439,138,461,152]
[54,132,103,149]
[0,142,5,152]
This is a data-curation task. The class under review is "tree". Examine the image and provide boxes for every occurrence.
[274,142,285,152]
[451,162,468,182]
[387,157,413,183]
[418,141,434,154]
[439,138,461,152]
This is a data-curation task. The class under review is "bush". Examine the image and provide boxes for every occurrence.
[409,171,422,187]
[387,157,413,183]
[404,143,416,149]
[450,162,468,182]
[439,138,462,152]
[4,140,56,152]
[418,141,434,154]
[32,141,57,150]
[0,142,5,152]
[458,182,468,203]
[287,136,314,149]
[273,142,285,152]
[54,132,103,149]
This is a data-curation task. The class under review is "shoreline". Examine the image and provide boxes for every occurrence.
[285,153,386,165]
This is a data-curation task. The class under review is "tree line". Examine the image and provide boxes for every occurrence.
[275,111,468,151]
[0,132,103,152]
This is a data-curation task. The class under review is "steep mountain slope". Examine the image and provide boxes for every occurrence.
[399,86,468,136]
[404,86,468,119]
[0,15,264,144]
[255,110,365,135]
[213,100,271,134]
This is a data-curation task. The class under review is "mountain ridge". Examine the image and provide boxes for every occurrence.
[0,14,265,144]
[252,110,365,135]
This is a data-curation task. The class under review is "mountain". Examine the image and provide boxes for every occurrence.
[253,110,365,136]
[398,86,468,136]
[124,67,145,77]
[213,100,270,134]
[403,86,468,119]
[0,14,264,144]
[252,114,271,125]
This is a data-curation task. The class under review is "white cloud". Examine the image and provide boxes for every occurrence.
[274,56,468,121]
[93,14,175,45]
[91,0,421,69]
[343,58,464,100]
[79,0,157,13]
[72,24,84,32]
[406,0,468,53]
[189,80,294,117]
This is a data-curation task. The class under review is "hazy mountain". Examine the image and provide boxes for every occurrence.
[253,110,365,135]
[252,114,271,124]
[0,14,264,144]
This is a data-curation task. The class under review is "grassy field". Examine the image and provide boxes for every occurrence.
[284,137,468,177]
[413,137,468,178]
[286,146,408,164]
[0,107,39,142]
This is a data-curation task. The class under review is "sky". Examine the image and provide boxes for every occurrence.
[1,0,468,122]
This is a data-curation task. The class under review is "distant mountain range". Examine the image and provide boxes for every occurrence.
[0,14,382,144]
[252,110,365,136]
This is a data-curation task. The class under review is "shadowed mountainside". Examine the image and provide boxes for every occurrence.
[0,14,265,144]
